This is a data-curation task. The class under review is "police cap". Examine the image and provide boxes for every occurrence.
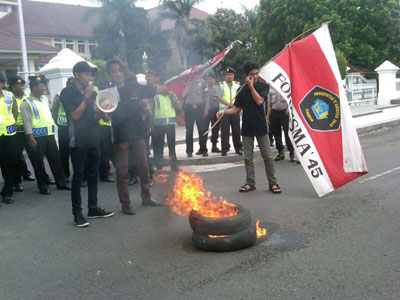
[8,75,26,86]
[224,67,236,74]
[28,75,47,86]
[0,72,6,83]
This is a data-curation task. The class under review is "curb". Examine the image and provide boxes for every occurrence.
[356,118,400,134]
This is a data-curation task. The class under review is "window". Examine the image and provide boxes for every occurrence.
[65,39,74,51]
[0,5,8,12]
[54,38,63,50]
[77,40,86,53]
[89,40,97,53]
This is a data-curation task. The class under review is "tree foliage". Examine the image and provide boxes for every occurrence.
[255,0,400,70]
[90,0,171,75]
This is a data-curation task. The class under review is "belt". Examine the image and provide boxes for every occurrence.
[185,103,203,109]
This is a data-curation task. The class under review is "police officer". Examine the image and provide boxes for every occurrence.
[20,75,70,195]
[206,73,223,153]
[0,72,18,204]
[266,86,295,162]
[219,67,242,156]
[52,77,74,181]
[8,75,35,192]
[183,79,209,157]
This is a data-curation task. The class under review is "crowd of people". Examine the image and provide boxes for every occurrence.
[0,59,294,227]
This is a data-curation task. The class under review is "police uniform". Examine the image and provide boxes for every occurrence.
[0,72,18,204]
[8,75,35,189]
[21,75,69,194]
[183,79,209,156]
[219,67,242,155]
[267,86,294,161]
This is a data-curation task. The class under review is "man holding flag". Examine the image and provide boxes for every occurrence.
[259,23,367,197]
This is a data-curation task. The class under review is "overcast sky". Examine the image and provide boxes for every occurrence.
[30,0,259,14]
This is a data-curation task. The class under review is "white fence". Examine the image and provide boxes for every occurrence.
[396,78,400,99]
[345,73,377,105]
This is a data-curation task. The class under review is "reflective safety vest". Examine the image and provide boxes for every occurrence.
[99,118,111,126]
[15,92,30,132]
[153,94,176,126]
[54,92,68,127]
[0,91,16,136]
[219,81,240,110]
[25,96,55,137]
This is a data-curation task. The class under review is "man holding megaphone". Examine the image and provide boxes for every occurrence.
[60,61,114,228]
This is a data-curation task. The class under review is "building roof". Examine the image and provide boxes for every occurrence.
[147,6,208,31]
[0,31,58,52]
[0,0,100,38]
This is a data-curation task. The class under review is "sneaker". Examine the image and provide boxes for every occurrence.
[74,213,89,228]
[87,207,115,219]
[122,203,136,215]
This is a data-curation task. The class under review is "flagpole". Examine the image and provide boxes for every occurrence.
[17,0,29,83]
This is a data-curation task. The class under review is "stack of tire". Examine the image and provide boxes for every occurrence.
[189,204,256,252]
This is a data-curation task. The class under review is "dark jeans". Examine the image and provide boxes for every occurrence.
[26,135,67,192]
[114,139,151,204]
[152,124,177,170]
[58,126,70,178]
[0,135,17,197]
[70,147,100,214]
[221,112,241,152]
[99,125,114,180]
[270,109,294,153]
[184,104,208,154]
[14,132,32,184]
[208,107,220,144]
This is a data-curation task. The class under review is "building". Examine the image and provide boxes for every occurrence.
[0,0,99,77]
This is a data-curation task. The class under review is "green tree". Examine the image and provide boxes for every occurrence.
[255,0,400,70]
[160,0,204,69]
[335,49,347,79]
[205,8,256,81]
[90,0,171,75]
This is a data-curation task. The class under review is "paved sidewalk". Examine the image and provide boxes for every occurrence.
[162,104,400,166]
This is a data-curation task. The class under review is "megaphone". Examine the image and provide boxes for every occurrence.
[96,90,118,113]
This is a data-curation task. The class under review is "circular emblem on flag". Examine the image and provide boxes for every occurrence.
[299,86,340,131]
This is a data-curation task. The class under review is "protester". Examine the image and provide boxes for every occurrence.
[267,86,295,162]
[217,61,282,194]
[60,61,114,227]
[183,78,209,157]
[0,73,18,204]
[151,81,179,171]
[206,73,223,153]
[8,75,35,193]
[219,67,242,156]
[106,58,162,216]
[21,75,71,195]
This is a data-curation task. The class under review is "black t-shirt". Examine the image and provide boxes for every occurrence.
[234,81,270,137]
[60,84,99,148]
[111,82,156,144]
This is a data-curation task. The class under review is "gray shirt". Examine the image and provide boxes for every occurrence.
[207,84,221,109]
[184,80,209,110]
[20,94,51,135]
[268,87,288,110]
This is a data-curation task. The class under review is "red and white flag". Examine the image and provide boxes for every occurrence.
[166,40,242,98]
[259,24,368,197]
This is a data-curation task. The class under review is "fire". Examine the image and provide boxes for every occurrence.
[166,170,238,218]
[208,234,228,238]
[256,220,267,238]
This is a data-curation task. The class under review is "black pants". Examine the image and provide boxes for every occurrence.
[26,135,67,191]
[14,132,32,184]
[184,104,208,154]
[58,126,70,179]
[152,124,177,170]
[221,112,241,152]
[99,125,114,180]
[208,107,220,144]
[0,135,17,197]
[270,109,294,153]
[70,147,100,214]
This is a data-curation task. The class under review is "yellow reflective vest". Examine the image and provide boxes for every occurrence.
[15,92,30,132]
[219,81,240,110]
[153,94,176,125]
[0,91,16,136]
[24,96,55,137]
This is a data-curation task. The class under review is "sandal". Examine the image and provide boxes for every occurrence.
[239,184,256,193]
[269,184,282,194]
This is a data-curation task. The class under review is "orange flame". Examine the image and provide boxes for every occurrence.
[208,234,229,238]
[166,170,237,218]
[256,220,267,238]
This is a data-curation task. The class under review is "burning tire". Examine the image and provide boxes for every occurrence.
[192,225,257,252]
[189,204,252,235]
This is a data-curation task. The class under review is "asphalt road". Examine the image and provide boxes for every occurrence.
[1,124,399,300]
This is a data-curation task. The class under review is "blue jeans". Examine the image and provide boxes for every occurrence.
[70,147,100,214]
